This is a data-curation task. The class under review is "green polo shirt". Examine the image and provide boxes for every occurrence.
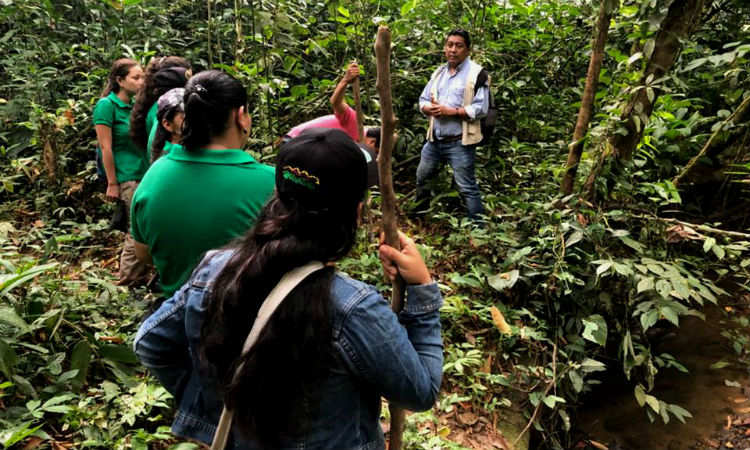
[146,119,158,156]
[145,103,158,143]
[93,92,148,183]
[131,146,275,296]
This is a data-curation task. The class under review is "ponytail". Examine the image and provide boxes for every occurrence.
[181,70,248,151]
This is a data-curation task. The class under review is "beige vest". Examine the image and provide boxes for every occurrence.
[426,59,485,146]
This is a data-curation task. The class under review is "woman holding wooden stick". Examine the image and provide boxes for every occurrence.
[135,128,443,450]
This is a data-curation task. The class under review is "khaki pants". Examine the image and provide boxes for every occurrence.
[117,180,149,286]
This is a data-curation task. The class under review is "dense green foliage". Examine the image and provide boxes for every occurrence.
[1,0,749,449]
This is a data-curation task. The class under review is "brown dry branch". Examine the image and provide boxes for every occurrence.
[561,0,616,195]
[375,25,407,450]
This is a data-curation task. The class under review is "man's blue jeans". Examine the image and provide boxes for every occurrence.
[416,139,484,220]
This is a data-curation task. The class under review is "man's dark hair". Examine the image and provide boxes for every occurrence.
[365,127,381,149]
[447,28,471,48]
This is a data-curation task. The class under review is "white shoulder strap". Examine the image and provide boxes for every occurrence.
[211,261,326,450]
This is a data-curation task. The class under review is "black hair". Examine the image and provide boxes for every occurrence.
[181,70,248,151]
[150,104,181,164]
[365,127,381,149]
[130,56,191,150]
[200,193,363,447]
[101,58,139,97]
[447,28,471,48]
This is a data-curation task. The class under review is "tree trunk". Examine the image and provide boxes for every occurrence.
[561,0,616,195]
[41,122,57,182]
[234,0,243,63]
[374,25,407,450]
[612,0,704,161]
[583,0,705,199]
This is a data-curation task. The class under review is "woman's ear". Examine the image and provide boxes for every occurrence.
[236,105,251,135]
[162,118,175,134]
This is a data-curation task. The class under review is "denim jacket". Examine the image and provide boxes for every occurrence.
[134,250,444,450]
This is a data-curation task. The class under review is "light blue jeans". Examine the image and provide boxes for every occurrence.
[416,140,484,220]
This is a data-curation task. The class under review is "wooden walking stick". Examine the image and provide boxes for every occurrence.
[352,69,366,144]
[374,25,407,450]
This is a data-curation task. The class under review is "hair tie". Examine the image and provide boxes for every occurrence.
[194,84,207,94]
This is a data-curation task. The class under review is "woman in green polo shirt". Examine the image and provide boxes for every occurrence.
[149,87,185,164]
[93,58,149,286]
[131,70,276,297]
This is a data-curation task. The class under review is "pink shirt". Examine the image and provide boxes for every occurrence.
[287,105,360,142]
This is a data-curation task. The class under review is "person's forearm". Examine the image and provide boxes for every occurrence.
[329,78,350,116]
[95,125,118,185]
[100,145,117,185]
[134,241,153,265]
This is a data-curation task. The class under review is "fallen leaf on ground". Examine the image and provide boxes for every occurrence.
[457,411,479,426]
[698,436,720,448]
[588,440,608,450]
[21,437,44,449]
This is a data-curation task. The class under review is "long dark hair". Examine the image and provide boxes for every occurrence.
[130,56,191,149]
[181,70,248,151]
[200,193,363,447]
[101,58,139,97]
[150,105,180,164]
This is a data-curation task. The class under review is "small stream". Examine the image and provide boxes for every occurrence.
[576,304,750,450]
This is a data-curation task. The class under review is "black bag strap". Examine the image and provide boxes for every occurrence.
[474,68,489,96]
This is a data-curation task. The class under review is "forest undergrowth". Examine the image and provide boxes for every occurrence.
[2,0,750,449]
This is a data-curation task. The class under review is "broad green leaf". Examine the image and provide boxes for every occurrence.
[70,340,92,392]
[580,358,607,373]
[0,307,30,335]
[568,369,583,393]
[620,236,644,253]
[565,230,584,247]
[655,279,671,299]
[640,309,659,331]
[167,444,200,450]
[660,306,679,326]
[703,237,716,253]
[487,270,519,291]
[542,395,565,408]
[683,57,707,71]
[637,277,654,293]
[627,52,643,65]
[634,384,646,406]
[668,403,693,424]
[596,261,612,276]
[582,314,608,346]
[0,338,18,379]
[99,344,139,365]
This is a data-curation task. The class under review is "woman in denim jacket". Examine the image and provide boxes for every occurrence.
[134,128,444,450]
